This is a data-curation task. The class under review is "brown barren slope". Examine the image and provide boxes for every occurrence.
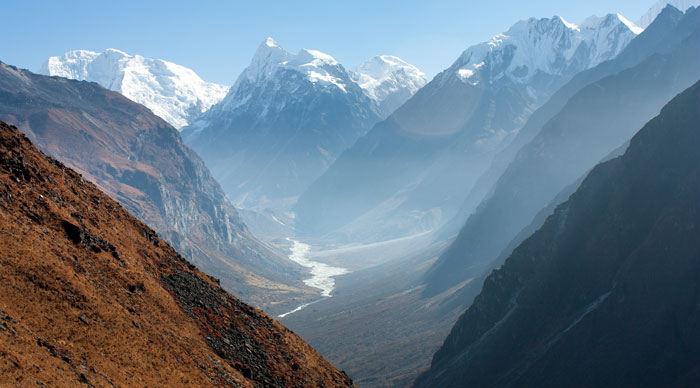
[0,61,315,314]
[0,120,353,387]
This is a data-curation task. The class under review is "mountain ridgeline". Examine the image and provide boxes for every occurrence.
[0,62,315,313]
[295,13,641,244]
[415,77,700,388]
[0,120,354,387]
[437,3,698,242]
[424,5,700,298]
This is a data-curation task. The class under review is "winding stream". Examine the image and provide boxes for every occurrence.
[278,239,349,318]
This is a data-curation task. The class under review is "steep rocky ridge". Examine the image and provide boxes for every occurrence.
[637,0,700,27]
[0,120,353,387]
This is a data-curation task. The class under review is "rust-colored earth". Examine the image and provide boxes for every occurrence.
[0,120,353,387]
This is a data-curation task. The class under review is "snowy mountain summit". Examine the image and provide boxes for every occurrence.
[202,38,425,123]
[41,49,229,129]
[452,13,642,99]
[351,55,427,117]
[221,37,355,109]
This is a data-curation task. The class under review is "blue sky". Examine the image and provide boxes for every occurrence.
[2,0,654,85]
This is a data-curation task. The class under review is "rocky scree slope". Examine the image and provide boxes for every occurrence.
[0,120,354,388]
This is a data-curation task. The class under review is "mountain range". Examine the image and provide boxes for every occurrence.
[295,12,642,244]
[278,6,700,387]
[3,1,700,387]
[425,4,700,298]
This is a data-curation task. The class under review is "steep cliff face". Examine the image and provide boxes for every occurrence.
[0,120,354,387]
[0,62,314,313]
[415,79,700,388]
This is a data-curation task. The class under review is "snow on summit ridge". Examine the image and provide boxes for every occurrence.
[229,37,347,98]
[351,55,427,117]
[41,49,229,129]
[451,13,641,95]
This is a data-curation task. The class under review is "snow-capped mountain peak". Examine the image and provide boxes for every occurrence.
[247,37,293,77]
[225,37,351,108]
[637,0,700,28]
[264,36,280,48]
[451,13,640,93]
[40,49,229,129]
[351,55,427,117]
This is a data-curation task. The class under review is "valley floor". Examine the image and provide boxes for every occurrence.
[280,235,470,387]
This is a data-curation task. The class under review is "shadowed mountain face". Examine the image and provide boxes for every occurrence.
[0,62,315,313]
[0,121,354,387]
[415,79,700,388]
[424,5,700,297]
